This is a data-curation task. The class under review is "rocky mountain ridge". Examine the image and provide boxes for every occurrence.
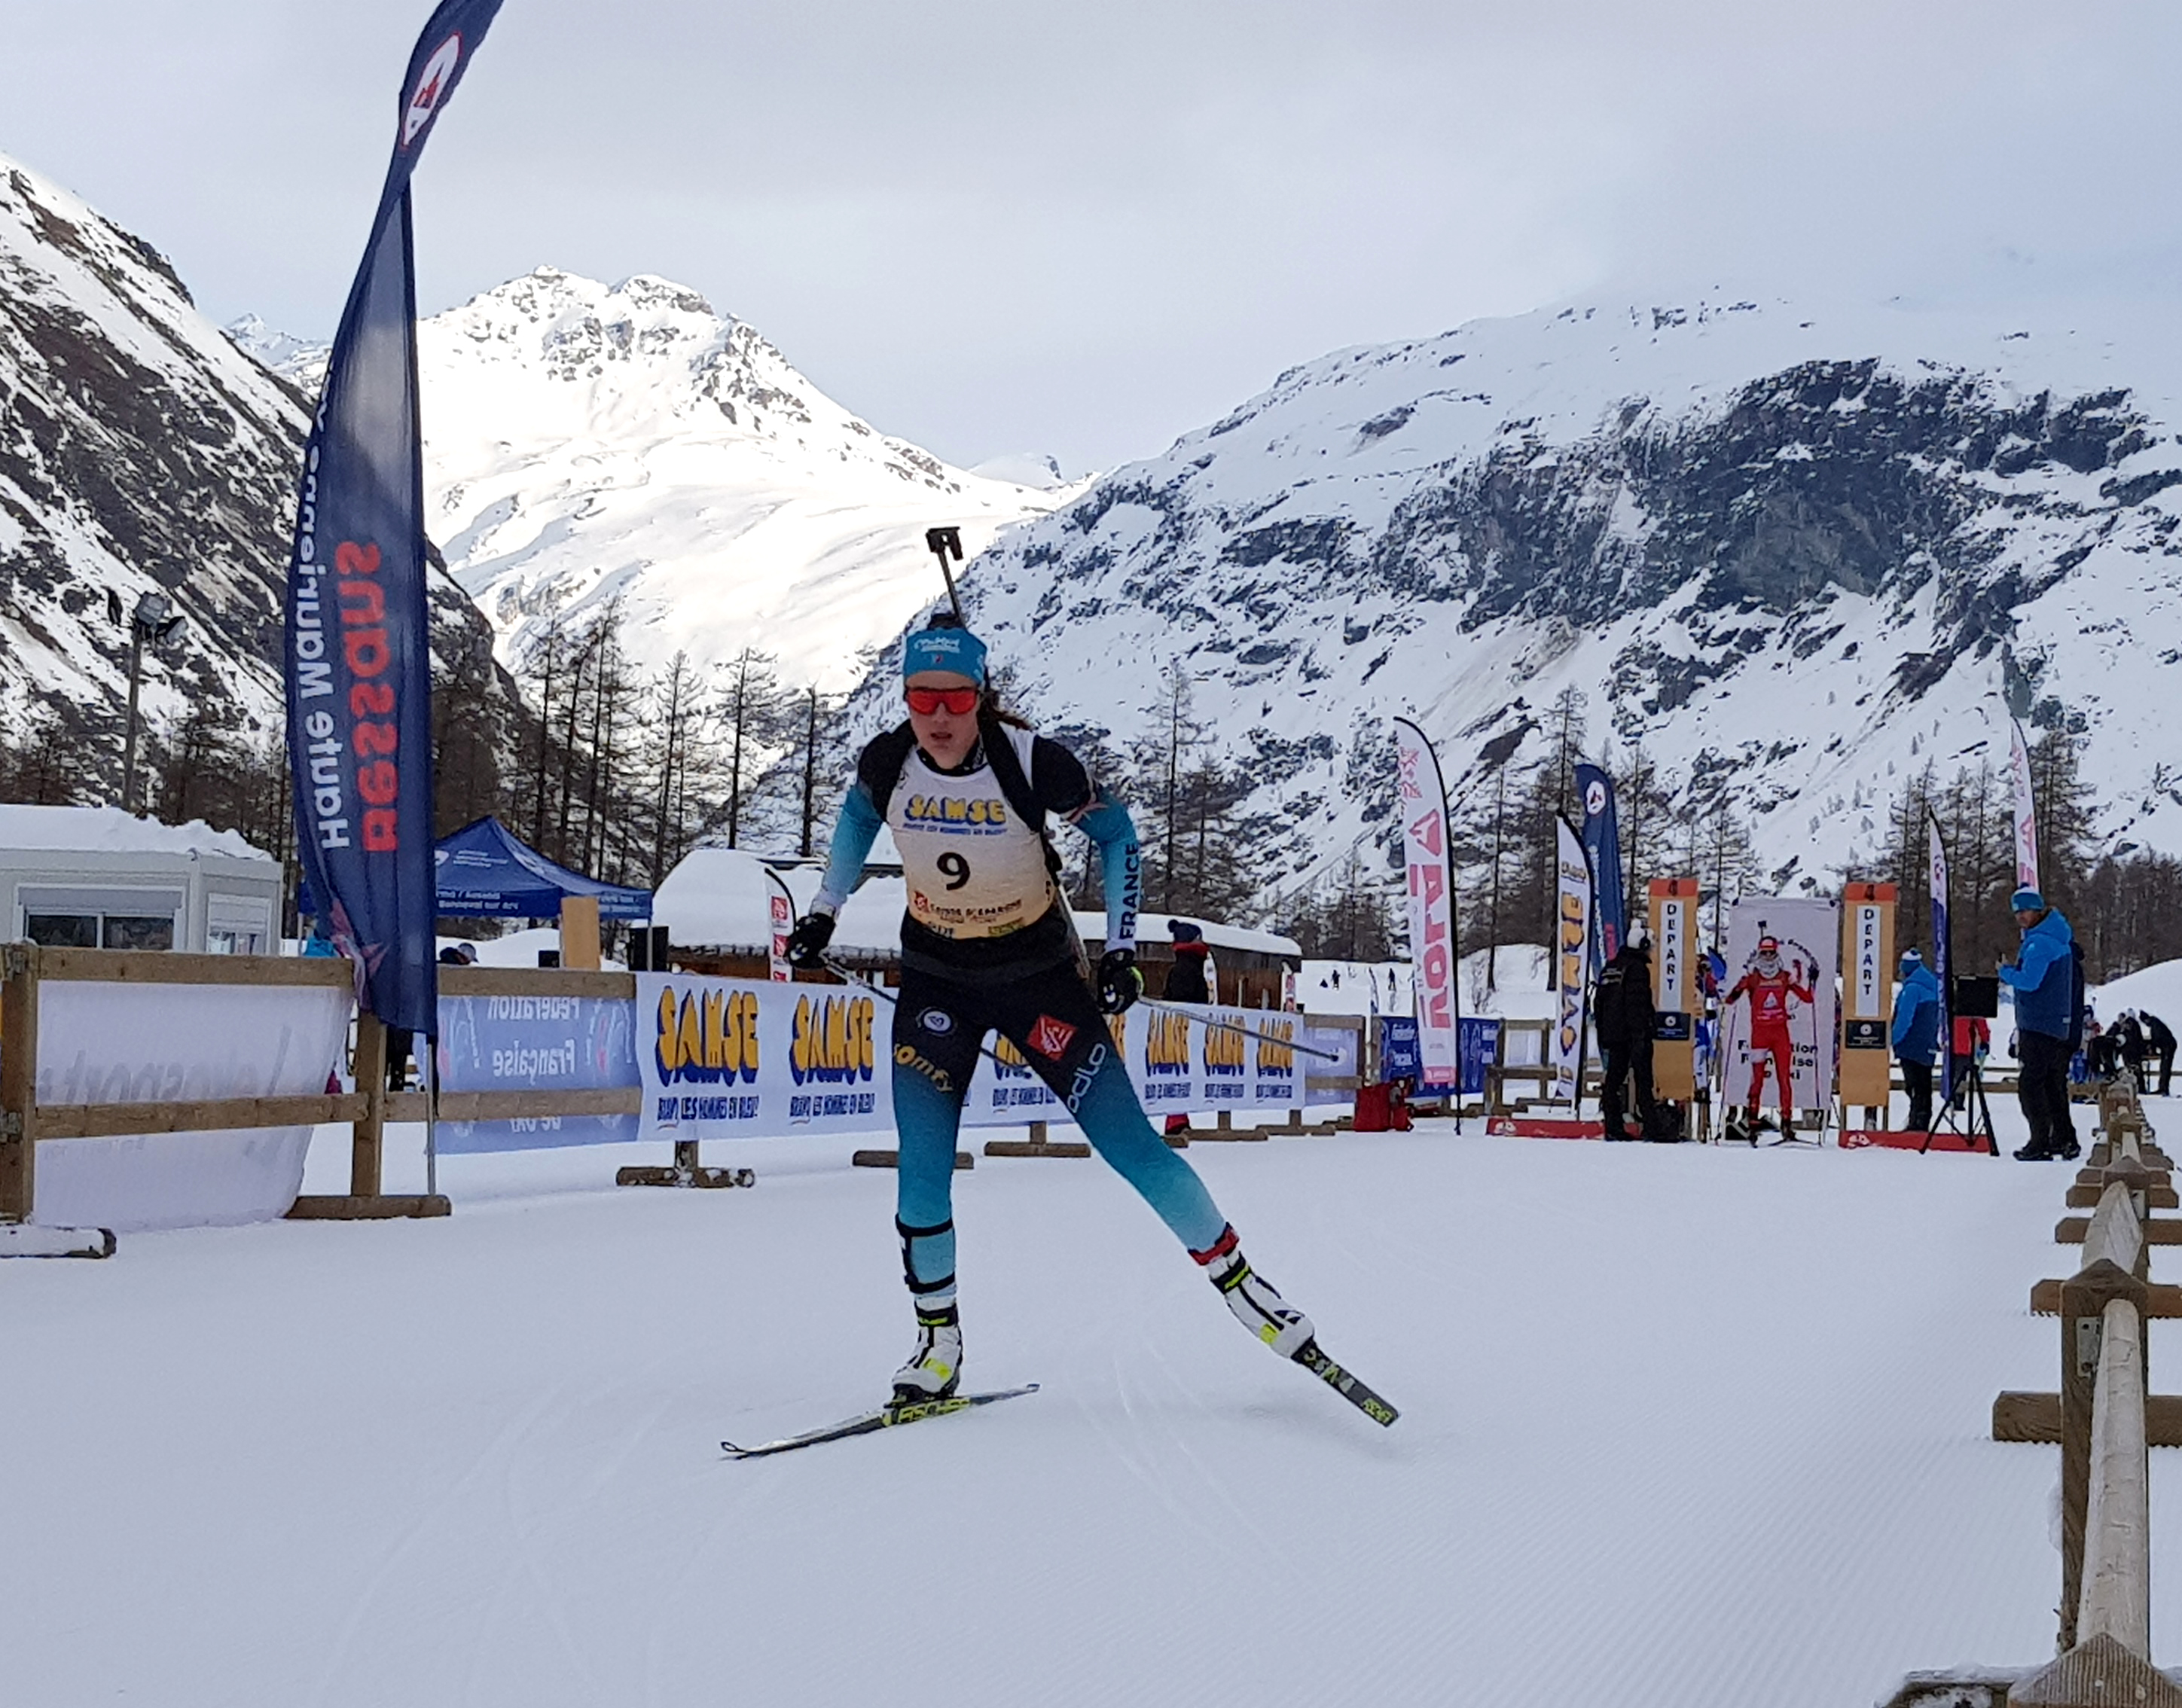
[237,267,1081,694]
[838,290,2182,904]
[0,149,516,798]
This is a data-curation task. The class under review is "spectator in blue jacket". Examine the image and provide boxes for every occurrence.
[1997,889,2083,1161]
[1891,947,1942,1131]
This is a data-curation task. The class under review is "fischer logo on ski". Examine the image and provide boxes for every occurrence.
[722,1383,1040,1459]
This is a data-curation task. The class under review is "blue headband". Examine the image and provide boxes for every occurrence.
[903,627,987,684]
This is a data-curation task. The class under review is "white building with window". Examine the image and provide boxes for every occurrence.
[0,806,283,955]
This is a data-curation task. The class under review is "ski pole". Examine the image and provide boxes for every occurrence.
[925,526,966,624]
[816,953,1015,1072]
[1134,996,1344,1063]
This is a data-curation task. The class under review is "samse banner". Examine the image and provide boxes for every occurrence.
[953,1001,1326,1127]
[636,972,886,1139]
[634,973,1343,1143]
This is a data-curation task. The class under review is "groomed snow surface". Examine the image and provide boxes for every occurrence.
[5,1097,2175,1706]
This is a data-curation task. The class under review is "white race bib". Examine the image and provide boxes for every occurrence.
[889,745,1054,939]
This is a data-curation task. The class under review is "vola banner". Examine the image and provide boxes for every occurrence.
[284,0,505,1036]
[2010,718,2040,893]
[1392,718,1460,1087]
[1551,816,1592,1104]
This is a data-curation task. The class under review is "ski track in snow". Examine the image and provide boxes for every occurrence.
[0,1104,2168,1706]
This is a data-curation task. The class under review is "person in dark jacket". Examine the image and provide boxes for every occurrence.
[2144,1011,2177,1096]
[2086,1014,2116,1081]
[1594,938,1659,1141]
[1163,920,1211,1004]
[2114,1011,2150,1089]
[1891,948,1941,1132]
[1160,920,1212,1136]
[1997,889,2081,1161]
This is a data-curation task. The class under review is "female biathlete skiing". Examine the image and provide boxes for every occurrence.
[783,615,1382,1417]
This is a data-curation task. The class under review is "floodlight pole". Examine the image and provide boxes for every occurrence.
[115,592,182,816]
[120,624,147,815]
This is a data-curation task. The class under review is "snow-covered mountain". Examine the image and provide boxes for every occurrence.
[0,151,516,791]
[282,267,1066,692]
[848,289,2182,901]
[0,154,307,753]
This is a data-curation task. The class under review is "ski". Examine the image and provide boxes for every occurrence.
[1294,1340,1399,1428]
[722,1383,1040,1459]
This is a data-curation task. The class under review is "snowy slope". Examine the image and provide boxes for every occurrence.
[865,289,2182,904]
[0,151,521,785]
[0,1112,2140,1707]
[317,267,1078,692]
[0,154,310,748]
[2092,954,2182,1029]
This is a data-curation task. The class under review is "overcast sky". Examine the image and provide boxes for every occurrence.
[8,2,2180,473]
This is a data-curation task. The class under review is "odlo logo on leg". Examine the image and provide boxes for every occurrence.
[1065,1044,1109,1113]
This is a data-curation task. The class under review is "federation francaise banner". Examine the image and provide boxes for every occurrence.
[1929,814,1955,1106]
[2009,718,2040,894]
[1551,817,1593,1104]
[284,0,504,1036]
[433,990,641,1154]
[1393,718,1460,1086]
[1573,763,1624,970]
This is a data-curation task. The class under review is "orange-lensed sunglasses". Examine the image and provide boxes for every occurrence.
[905,686,980,715]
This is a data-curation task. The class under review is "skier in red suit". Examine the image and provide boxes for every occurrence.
[1726,936,1814,1130]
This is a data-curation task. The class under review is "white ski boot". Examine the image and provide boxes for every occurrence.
[892,1302,963,1404]
[1193,1225,1315,1359]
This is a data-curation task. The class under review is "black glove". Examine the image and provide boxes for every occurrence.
[1097,947,1143,1015]
[785,913,835,970]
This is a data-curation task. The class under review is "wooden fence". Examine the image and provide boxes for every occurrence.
[4,950,1377,1245]
[0,947,680,1246]
[1891,1074,2182,1706]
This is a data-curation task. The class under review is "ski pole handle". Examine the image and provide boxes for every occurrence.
[925,526,966,624]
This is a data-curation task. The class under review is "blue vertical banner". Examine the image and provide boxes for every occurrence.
[283,0,504,1036]
[1574,763,1625,970]
[1927,813,1954,1106]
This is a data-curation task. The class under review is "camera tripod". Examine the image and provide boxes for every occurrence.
[1923,1057,1999,1156]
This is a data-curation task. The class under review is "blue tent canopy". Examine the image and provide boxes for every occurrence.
[301,816,652,922]
[431,816,653,920]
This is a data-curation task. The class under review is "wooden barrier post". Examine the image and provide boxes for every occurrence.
[288,986,448,1218]
[2077,1297,2151,1656]
[349,1011,387,1200]
[560,895,602,971]
[1,942,38,1222]
[983,1118,1093,1161]
[2057,1240,2147,1650]
[1912,1058,2182,1708]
